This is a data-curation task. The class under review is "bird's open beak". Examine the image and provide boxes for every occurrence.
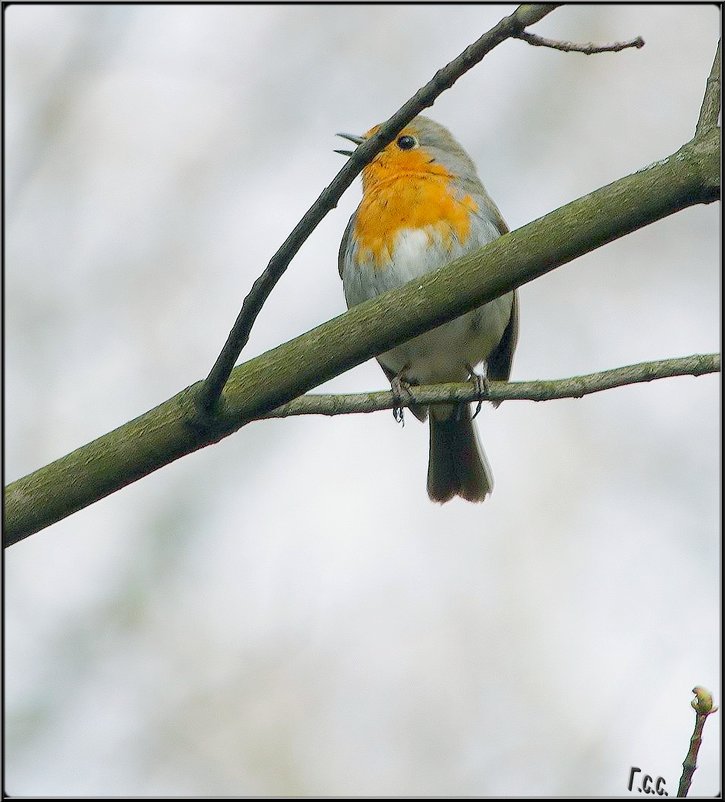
[334,132,365,156]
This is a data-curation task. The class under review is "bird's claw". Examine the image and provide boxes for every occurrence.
[390,375,413,427]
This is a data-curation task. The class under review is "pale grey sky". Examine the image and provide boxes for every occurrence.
[5,4,719,796]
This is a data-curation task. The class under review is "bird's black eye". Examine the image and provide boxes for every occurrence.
[396,135,418,150]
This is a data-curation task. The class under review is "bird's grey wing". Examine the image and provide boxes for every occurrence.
[338,214,356,279]
[487,289,519,385]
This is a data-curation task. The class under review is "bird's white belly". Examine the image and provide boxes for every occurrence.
[342,225,511,383]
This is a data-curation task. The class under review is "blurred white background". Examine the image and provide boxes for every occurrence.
[4,4,720,796]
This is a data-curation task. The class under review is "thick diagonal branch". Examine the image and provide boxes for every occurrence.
[3,129,718,547]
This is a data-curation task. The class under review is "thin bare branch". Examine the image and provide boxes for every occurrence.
[262,355,719,418]
[695,39,721,138]
[196,4,558,417]
[516,30,644,54]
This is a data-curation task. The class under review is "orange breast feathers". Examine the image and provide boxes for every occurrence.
[352,148,479,269]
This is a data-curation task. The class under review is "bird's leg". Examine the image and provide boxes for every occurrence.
[389,370,414,427]
[466,363,490,420]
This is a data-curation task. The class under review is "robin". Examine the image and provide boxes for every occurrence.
[336,116,518,503]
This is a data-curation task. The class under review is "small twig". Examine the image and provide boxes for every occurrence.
[516,30,644,54]
[677,687,718,797]
[695,39,721,139]
[195,4,557,417]
[262,354,719,419]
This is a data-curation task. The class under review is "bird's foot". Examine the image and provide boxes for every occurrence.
[467,364,490,419]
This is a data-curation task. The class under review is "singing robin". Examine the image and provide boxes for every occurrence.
[336,116,518,503]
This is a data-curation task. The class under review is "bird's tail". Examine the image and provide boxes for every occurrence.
[427,407,493,503]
